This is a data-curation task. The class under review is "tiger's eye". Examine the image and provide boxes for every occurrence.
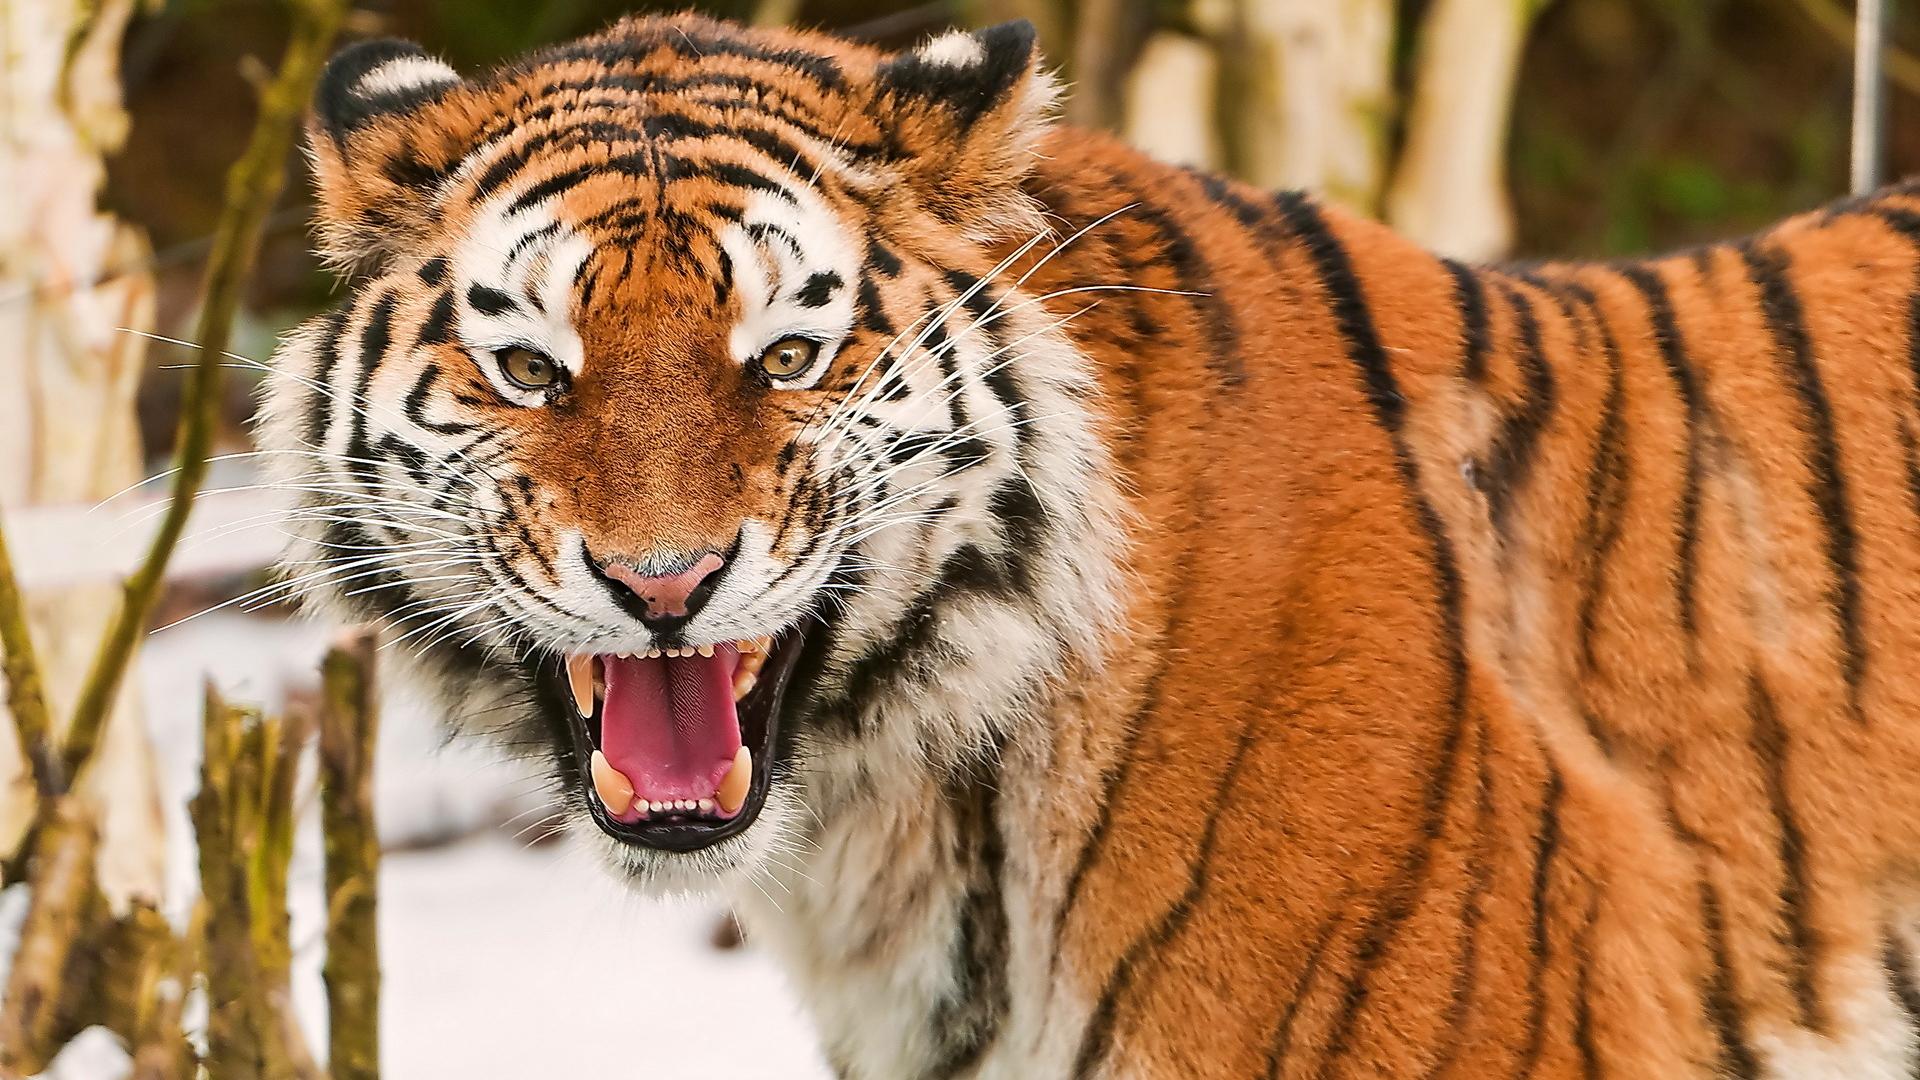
[756,336,820,379]
[497,346,558,390]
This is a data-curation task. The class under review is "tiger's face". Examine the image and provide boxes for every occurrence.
[262,16,1121,890]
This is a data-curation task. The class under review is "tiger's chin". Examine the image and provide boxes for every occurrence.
[531,625,816,893]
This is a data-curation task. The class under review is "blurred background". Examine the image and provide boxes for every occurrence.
[2,0,1914,1076]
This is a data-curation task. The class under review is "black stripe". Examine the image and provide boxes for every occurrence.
[1130,190,1246,389]
[1882,929,1920,1079]
[1741,242,1869,722]
[1069,719,1261,1078]
[1887,210,1920,527]
[1572,892,1603,1079]
[402,364,477,436]
[1263,913,1344,1077]
[1616,264,1706,653]
[1569,285,1629,677]
[795,270,843,308]
[504,152,649,217]
[1415,717,1495,1080]
[1515,765,1565,1072]
[1446,260,1491,382]
[1748,675,1828,1033]
[923,755,1012,1078]
[344,290,399,489]
[1046,626,1173,988]
[1482,282,1559,535]
[1699,881,1763,1078]
[1271,191,1472,1077]
[304,309,350,447]
[419,289,458,347]
[467,284,517,317]
[662,157,797,203]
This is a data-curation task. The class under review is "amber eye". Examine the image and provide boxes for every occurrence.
[755,336,820,380]
[497,346,560,391]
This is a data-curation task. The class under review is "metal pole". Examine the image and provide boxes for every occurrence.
[1853,0,1889,195]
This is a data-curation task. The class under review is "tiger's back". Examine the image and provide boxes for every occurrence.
[994,136,1920,1077]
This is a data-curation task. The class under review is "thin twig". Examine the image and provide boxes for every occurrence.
[59,0,352,785]
[0,520,58,795]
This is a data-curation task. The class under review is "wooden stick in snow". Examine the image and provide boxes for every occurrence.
[321,628,382,1080]
[0,798,99,1072]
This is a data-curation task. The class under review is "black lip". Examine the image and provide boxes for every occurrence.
[551,630,809,853]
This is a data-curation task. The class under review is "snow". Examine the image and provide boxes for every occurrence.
[130,613,833,1079]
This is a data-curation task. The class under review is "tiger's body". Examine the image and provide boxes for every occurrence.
[262,13,1920,1078]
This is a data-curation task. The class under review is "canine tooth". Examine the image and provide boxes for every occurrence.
[566,655,595,718]
[698,643,715,657]
[732,670,757,702]
[717,746,751,815]
[590,751,634,815]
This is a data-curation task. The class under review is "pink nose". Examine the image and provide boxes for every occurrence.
[602,553,725,621]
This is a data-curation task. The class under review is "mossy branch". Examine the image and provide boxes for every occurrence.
[320,629,382,1080]
[58,0,352,787]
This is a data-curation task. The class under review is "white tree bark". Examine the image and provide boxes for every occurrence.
[1215,0,1396,211]
[0,0,168,909]
[1122,32,1224,171]
[1386,0,1545,260]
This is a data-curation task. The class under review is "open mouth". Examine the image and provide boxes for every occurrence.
[556,629,808,853]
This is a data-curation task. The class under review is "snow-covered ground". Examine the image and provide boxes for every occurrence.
[130,614,833,1079]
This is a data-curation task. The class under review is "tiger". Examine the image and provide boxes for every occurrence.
[254,9,1920,1078]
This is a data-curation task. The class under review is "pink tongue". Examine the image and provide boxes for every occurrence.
[600,646,741,805]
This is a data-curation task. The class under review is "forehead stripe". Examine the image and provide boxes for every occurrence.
[467,284,517,316]
[795,271,842,308]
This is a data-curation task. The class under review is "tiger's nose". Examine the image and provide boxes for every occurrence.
[599,552,726,633]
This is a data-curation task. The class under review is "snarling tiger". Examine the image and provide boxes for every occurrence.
[258,11,1920,1078]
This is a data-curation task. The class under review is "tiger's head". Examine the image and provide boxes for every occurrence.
[260,15,1123,891]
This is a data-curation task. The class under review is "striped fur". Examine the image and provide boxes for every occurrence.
[257,14,1920,1078]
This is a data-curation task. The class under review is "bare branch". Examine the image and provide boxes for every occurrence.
[0,521,58,796]
[59,0,352,784]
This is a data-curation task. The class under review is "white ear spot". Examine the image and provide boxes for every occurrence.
[355,56,459,99]
[914,31,988,69]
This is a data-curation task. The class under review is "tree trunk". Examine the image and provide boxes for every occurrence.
[1122,31,1223,171]
[1385,0,1548,259]
[0,0,168,906]
[1214,0,1396,212]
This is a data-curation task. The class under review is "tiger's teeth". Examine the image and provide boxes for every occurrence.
[590,751,634,815]
[697,643,715,658]
[566,654,595,718]
[732,669,757,701]
[716,746,752,815]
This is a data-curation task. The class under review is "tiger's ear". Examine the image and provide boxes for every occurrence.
[307,40,472,271]
[871,21,1057,242]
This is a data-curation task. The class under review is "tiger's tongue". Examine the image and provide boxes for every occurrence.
[600,648,742,803]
